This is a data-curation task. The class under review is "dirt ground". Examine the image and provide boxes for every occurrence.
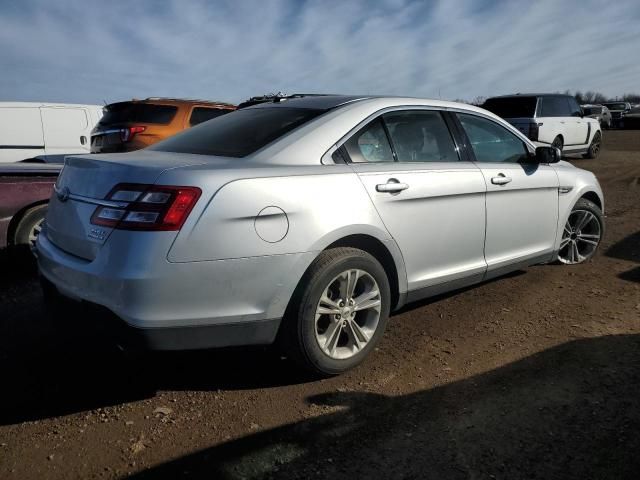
[1,131,639,480]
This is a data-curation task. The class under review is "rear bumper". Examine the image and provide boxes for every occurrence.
[37,230,316,347]
[41,275,280,350]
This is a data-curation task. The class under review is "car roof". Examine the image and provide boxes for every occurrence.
[486,93,570,99]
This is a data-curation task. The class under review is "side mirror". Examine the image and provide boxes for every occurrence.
[535,146,561,164]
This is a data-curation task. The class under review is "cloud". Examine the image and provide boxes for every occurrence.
[0,0,639,105]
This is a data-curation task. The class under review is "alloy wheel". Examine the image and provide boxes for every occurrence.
[29,218,44,251]
[314,269,381,360]
[558,209,601,264]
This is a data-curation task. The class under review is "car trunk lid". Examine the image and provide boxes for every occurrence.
[45,151,207,260]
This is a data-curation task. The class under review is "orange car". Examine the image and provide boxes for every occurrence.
[90,98,236,153]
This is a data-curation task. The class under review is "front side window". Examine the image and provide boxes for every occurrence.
[457,113,528,163]
[344,118,394,163]
[383,111,459,162]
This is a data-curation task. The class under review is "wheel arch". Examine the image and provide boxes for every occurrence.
[580,190,603,211]
[324,234,406,311]
[7,200,48,246]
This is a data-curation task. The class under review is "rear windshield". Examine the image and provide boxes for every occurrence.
[99,102,178,125]
[583,106,602,115]
[150,107,325,158]
[603,103,627,111]
[482,97,538,118]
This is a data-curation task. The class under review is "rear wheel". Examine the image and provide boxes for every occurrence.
[14,204,47,253]
[557,199,604,265]
[551,136,564,157]
[583,131,602,159]
[280,247,391,376]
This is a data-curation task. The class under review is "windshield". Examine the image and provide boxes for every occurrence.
[603,103,627,111]
[100,102,178,125]
[150,107,325,158]
[482,97,538,118]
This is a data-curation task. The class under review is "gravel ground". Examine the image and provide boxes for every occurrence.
[1,131,639,480]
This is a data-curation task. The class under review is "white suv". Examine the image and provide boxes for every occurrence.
[482,94,602,159]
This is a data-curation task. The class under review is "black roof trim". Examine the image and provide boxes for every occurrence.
[239,94,372,111]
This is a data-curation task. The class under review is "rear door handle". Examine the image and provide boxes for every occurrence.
[376,181,409,193]
[80,136,87,145]
[491,174,512,185]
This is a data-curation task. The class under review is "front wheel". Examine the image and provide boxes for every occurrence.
[583,131,602,159]
[557,199,604,265]
[280,247,391,376]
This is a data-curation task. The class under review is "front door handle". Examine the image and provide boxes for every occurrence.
[80,136,87,145]
[491,174,512,185]
[376,181,409,193]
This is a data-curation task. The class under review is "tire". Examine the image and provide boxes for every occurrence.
[13,204,47,251]
[557,198,604,265]
[583,131,602,159]
[551,136,564,156]
[280,247,391,376]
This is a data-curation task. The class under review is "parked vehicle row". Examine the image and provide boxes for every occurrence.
[37,95,605,375]
[481,93,602,159]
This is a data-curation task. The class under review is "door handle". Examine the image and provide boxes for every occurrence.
[80,136,87,145]
[376,181,409,193]
[491,174,512,185]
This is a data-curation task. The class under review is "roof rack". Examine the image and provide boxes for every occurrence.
[141,97,236,106]
[236,92,329,109]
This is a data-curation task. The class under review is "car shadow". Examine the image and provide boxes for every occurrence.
[0,259,527,426]
[605,230,640,283]
[126,334,640,480]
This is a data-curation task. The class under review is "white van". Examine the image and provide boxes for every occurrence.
[0,102,103,163]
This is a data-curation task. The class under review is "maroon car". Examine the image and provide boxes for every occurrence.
[0,163,61,250]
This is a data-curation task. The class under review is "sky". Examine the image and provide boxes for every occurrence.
[1,0,639,106]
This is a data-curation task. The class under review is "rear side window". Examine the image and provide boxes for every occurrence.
[540,97,570,117]
[189,107,231,126]
[344,118,394,163]
[100,103,178,125]
[151,107,324,158]
[383,111,459,162]
[482,97,537,118]
[458,113,528,163]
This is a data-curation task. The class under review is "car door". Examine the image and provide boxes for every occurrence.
[455,112,559,277]
[40,107,91,159]
[567,97,590,146]
[342,109,487,298]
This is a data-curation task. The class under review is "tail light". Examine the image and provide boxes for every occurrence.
[529,122,540,141]
[91,183,201,231]
[120,126,146,142]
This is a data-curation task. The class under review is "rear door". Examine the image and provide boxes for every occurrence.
[346,109,487,296]
[455,112,559,276]
[0,107,45,163]
[41,107,91,158]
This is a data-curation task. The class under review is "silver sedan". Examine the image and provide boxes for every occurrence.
[37,95,605,375]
